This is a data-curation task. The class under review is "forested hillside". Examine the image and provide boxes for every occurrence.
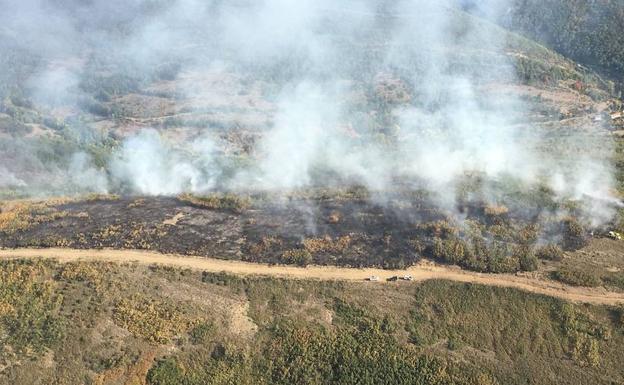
[503,0,624,85]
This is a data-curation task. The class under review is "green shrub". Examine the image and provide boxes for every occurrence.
[561,218,588,250]
[147,358,184,385]
[431,237,468,265]
[0,260,64,353]
[553,266,601,287]
[189,321,214,345]
[536,244,564,261]
[617,306,624,328]
[601,272,624,290]
[281,249,312,267]
[516,246,538,272]
[201,271,246,288]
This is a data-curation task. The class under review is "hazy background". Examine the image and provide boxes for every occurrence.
[0,0,618,224]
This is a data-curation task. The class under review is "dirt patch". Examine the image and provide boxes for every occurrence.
[0,248,623,305]
[162,212,185,226]
[227,301,258,339]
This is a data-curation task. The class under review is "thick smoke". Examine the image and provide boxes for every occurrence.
[0,0,618,225]
[109,129,218,195]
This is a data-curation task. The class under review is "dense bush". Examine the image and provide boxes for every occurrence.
[431,236,536,273]
[601,272,624,291]
[147,358,185,385]
[552,266,601,287]
[280,249,312,267]
[516,245,538,271]
[112,295,192,343]
[561,218,588,250]
[0,260,64,353]
[146,304,486,385]
[505,0,624,83]
[536,244,564,261]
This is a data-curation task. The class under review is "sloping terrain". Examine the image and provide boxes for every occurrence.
[0,258,623,385]
[1,2,624,384]
[1,248,623,305]
[0,4,620,198]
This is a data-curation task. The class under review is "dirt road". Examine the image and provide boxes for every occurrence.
[1,247,623,305]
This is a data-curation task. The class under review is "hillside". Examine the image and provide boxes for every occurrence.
[502,0,624,87]
[1,1,624,384]
[1,258,623,385]
[0,4,619,198]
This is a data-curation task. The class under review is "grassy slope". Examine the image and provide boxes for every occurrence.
[0,259,622,385]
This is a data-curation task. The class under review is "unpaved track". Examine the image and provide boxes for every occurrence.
[1,248,623,305]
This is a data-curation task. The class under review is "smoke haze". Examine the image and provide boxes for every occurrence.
[0,0,618,225]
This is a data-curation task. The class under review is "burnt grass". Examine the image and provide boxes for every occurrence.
[0,194,587,269]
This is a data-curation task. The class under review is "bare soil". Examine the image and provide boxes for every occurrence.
[1,247,622,305]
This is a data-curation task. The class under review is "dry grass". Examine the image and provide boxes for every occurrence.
[281,249,312,266]
[417,220,458,238]
[95,224,123,240]
[58,261,114,292]
[113,294,193,344]
[484,204,509,216]
[0,199,70,234]
[303,235,352,254]
[248,236,283,256]
[178,193,251,213]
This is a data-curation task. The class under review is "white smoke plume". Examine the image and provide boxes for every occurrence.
[0,0,618,225]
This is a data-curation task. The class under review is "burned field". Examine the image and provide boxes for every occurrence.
[0,186,607,274]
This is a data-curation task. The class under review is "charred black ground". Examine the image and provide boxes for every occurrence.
[0,187,608,274]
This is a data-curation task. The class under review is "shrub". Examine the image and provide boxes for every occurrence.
[484,204,509,216]
[281,249,312,267]
[0,260,64,353]
[189,321,214,344]
[536,244,564,261]
[516,246,538,272]
[303,235,352,254]
[247,236,284,258]
[431,237,467,265]
[617,306,624,328]
[78,96,111,117]
[0,200,69,234]
[561,218,588,250]
[553,266,601,287]
[418,220,458,238]
[602,273,624,290]
[147,358,184,385]
[113,295,191,343]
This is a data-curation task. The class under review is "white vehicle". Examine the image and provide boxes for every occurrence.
[367,275,380,282]
[402,275,413,281]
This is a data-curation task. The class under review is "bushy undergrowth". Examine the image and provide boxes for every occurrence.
[0,260,64,354]
[536,244,564,261]
[280,249,312,267]
[112,295,192,344]
[1,261,622,385]
[0,200,69,234]
[553,266,602,287]
[147,304,488,385]
[429,234,538,274]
